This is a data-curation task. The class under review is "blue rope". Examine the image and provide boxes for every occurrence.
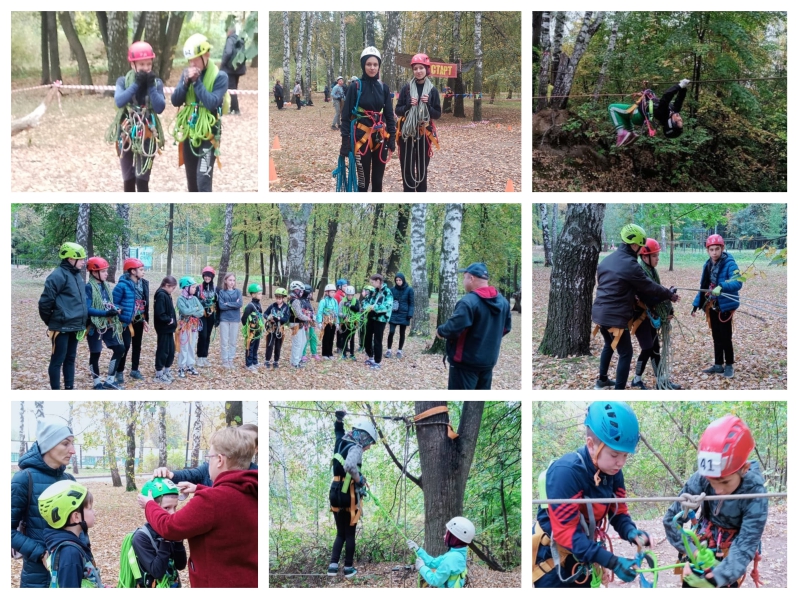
[332,153,359,192]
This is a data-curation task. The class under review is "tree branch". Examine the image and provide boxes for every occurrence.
[660,403,698,450]
[639,432,682,486]
[469,539,506,572]
[364,402,421,489]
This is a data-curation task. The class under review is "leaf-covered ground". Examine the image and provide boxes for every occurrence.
[269,98,521,192]
[11,268,521,390]
[11,69,258,192]
[532,250,788,390]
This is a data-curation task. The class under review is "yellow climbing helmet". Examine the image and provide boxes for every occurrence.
[39,481,88,529]
[183,34,212,60]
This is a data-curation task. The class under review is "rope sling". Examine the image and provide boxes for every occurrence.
[88,277,124,342]
[172,61,229,162]
[398,78,439,190]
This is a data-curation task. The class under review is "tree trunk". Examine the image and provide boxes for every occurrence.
[46,12,61,82]
[410,204,430,337]
[166,203,174,276]
[225,401,243,427]
[383,12,400,95]
[68,401,78,473]
[160,12,186,83]
[539,203,553,267]
[158,405,167,467]
[365,11,375,48]
[105,12,129,95]
[385,204,410,281]
[19,401,26,456]
[550,13,566,98]
[305,12,315,104]
[551,204,558,250]
[365,204,383,275]
[339,12,345,79]
[58,12,92,85]
[242,226,250,295]
[138,409,147,474]
[278,203,312,284]
[429,203,463,353]
[10,86,59,136]
[535,12,551,112]
[218,203,235,282]
[553,12,605,109]
[532,12,542,103]
[125,401,138,492]
[256,207,268,297]
[191,401,202,467]
[415,401,484,557]
[538,203,606,357]
[144,11,162,66]
[41,12,51,85]
[132,11,146,43]
[317,208,339,299]
[75,204,90,281]
[116,203,130,277]
[593,21,617,102]
[103,403,123,487]
[472,12,483,122]
[96,11,109,48]
[295,12,307,92]
[282,12,291,88]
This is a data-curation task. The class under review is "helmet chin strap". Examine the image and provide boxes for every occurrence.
[591,441,605,486]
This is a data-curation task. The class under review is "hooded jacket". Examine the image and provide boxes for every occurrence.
[663,462,767,587]
[364,284,393,323]
[692,251,742,313]
[43,528,102,588]
[341,74,396,145]
[112,273,138,325]
[416,546,467,588]
[11,443,76,587]
[437,287,512,370]
[153,287,177,334]
[131,522,187,585]
[38,260,88,333]
[389,273,415,325]
[145,469,258,588]
[592,244,675,328]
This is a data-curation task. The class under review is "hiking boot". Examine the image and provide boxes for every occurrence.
[385,349,392,359]
[631,378,649,390]
[622,131,640,147]
[594,378,616,390]
[130,370,143,380]
[187,366,199,375]
[724,364,734,379]
[344,567,357,579]
[178,368,186,379]
[396,350,404,358]
[703,364,724,374]
[327,564,339,577]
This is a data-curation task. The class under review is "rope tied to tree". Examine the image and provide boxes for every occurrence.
[413,406,459,439]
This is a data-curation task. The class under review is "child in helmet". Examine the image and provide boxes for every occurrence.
[691,234,742,379]
[663,416,767,588]
[114,257,148,387]
[288,281,312,368]
[263,288,291,368]
[395,53,442,192]
[608,80,690,147]
[533,401,648,587]
[85,256,124,390]
[339,286,361,360]
[317,284,340,359]
[171,33,229,192]
[39,481,103,588]
[131,479,187,587]
[110,41,166,192]
[153,276,178,385]
[176,277,205,378]
[196,266,217,368]
[302,283,320,361]
[38,242,88,390]
[328,411,378,579]
[241,283,264,372]
[407,517,473,588]
[334,279,348,352]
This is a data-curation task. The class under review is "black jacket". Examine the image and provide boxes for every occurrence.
[241,298,263,325]
[592,244,674,328]
[273,83,283,100]
[395,82,442,121]
[389,274,415,325]
[131,523,186,585]
[341,75,396,143]
[264,301,291,325]
[153,288,177,334]
[437,287,512,370]
[652,84,686,137]
[38,260,88,332]
[221,33,246,76]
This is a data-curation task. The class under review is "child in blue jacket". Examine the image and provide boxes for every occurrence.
[407,517,473,588]
[317,284,340,359]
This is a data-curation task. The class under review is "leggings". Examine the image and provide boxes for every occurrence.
[399,136,432,192]
[321,324,336,357]
[365,320,386,364]
[330,509,357,567]
[196,314,215,358]
[115,326,133,375]
[598,326,633,390]
[305,326,318,355]
[264,332,284,362]
[709,309,735,365]
[155,331,175,371]
[183,139,217,192]
[48,331,79,390]
[387,323,407,350]
[634,320,660,376]
[357,145,388,192]
[608,103,644,132]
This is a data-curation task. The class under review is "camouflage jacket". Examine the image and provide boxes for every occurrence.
[663,461,767,587]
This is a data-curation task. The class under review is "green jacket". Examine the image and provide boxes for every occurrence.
[364,285,393,323]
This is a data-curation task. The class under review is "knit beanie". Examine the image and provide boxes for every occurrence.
[36,418,73,454]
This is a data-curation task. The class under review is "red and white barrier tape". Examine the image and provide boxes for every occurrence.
[11,81,258,95]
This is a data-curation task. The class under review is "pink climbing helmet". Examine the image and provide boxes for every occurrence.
[128,41,155,63]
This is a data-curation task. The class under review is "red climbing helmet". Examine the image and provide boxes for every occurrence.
[202,266,216,277]
[705,234,725,248]
[639,238,661,256]
[123,258,144,271]
[87,257,109,271]
[411,53,431,77]
[697,415,754,478]
[128,41,155,63]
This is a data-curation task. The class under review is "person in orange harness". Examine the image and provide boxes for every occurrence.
[327,411,378,579]
[663,415,767,588]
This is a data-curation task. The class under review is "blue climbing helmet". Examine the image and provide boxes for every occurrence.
[336,278,348,288]
[585,401,640,454]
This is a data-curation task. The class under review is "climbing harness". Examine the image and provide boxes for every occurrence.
[396,77,440,190]
[87,278,124,342]
[175,316,202,352]
[242,311,265,352]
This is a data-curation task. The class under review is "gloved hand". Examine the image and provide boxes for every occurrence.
[608,555,638,583]
[135,69,148,87]
[387,138,396,153]
[683,566,717,588]
[105,309,120,317]
[340,137,352,157]
[356,474,367,488]
[407,539,419,552]
[147,71,158,88]
[627,529,651,547]
[335,410,346,421]
[679,78,691,89]
[415,557,425,571]
[712,285,722,296]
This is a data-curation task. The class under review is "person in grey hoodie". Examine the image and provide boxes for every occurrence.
[216,273,243,369]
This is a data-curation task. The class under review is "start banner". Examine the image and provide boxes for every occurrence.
[430,62,458,78]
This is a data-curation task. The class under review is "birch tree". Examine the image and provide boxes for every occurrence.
[365,11,375,47]
[429,203,463,353]
[125,401,138,491]
[305,12,315,104]
[295,12,307,90]
[76,203,90,277]
[112,203,130,283]
[550,13,566,96]
[535,12,551,112]
[339,12,345,78]
[552,12,605,109]
[19,401,26,456]
[218,203,234,282]
[282,11,291,86]
[278,204,313,284]
[68,401,78,474]
[593,21,618,102]
[410,203,430,337]
[551,204,559,251]
[191,401,203,467]
[35,402,45,420]
[539,203,553,267]
[472,12,484,122]
[158,404,167,468]
[382,12,401,95]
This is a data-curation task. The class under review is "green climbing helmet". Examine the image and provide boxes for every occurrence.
[38,480,88,529]
[59,242,87,260]
[248,283,263,294]
[364,285,376,294]
[274,287,288,297]
[620,224,647,246]
[141,477,180,500]
[179,276,197,289]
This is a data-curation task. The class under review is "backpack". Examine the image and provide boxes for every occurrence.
[49,540,102,588]
[118,527,176,588]
[232,36,247,76]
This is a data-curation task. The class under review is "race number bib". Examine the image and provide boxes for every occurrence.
[697,451,723,476]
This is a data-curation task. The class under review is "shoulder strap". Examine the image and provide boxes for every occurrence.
[52,540,88,572]
[137,526,159,552]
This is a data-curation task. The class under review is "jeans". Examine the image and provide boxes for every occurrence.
[219,321,238,365]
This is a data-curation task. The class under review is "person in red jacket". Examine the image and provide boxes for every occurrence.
[137,427,257,588]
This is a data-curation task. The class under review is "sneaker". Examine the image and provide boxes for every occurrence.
[293,362,305,369]
[396,350,403,358]
[247,364,258,372]
[344,567,357,579]
[703,364,724,374]
[724,364,734,379]
[103,377,121,390]
[631,379,648,390]
[130,370,143,380]
[115,372,125,386]
[350,355,357,361]
[264,362,271,370]
[273,362,279,369]
[301,356,309,363]
[341,354,349,360]
[187,366,199,375]
[616,130,632,147]
[93,380,105,390]
[385,349,392,359]
[154,372,172,385]
[313,355,321,361]
[370,363,381,371]
[327,564,339,577]
[178,368,186,379]
[164,369,175,383]
[365,358,375,366]
[594,378,616,390]
[622,131,640,147]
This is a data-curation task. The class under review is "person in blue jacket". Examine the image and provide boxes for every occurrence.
[408,517,473,588]
[11,419,77,587]
[533,402,648,587]
[386,272,414,359]
[85,256,124,390]
[111,260,139,389]
[691,234,742,379]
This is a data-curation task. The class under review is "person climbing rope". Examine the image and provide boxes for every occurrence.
[395,53,442,192]
[663,416,767,588]
[108,41,166,192]
[592,224,680,390]
[328,411,378,579]
[608,79,690,147]
[691,234,742,379]
[84,257,125,390]
[533,401,649,588]
[172,33,229,192]
[338,47,397,192]
[407,517,474,588]
[38,242,88,390]
[631,239,683,390]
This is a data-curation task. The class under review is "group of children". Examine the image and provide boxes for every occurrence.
[533,401,767,588]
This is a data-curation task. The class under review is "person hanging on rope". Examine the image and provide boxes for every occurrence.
[592,224,680,390]
[630,239,683,390]
[196,266,217,369]
[339,47,397,192]
[608,79,690,148]
[338,285,361,360]
[533,401,649,588]
[407,517,474,588]
[241,283,264,372]
[84,257,124,390]
[176,277,205,378]
[263,287,291,369]
[691,234,742,379]
[395,53,442,192]
[108,41,166,192]
[663,415,767,588]
[38,242,88,391]
[172,33,230,192]
[328,411,378,580]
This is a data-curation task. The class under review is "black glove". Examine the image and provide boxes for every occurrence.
[356,474,367,487]
[135,70,148,87]
[105,309,119,317]
[335,410,347,421]
[387,138,396,153]
[340,137,351,157]
[147,71,157,88]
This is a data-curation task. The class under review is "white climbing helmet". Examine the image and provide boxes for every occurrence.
[345,285,355,295]
[324,284,336,292]
[360,46,382,62]
[290,280,304,292]
[446,516,475,544]
[352,418,378,446]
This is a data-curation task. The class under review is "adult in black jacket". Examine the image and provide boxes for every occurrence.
[395,53,442,192]
[38,242,88,390]
[11,419,77,587]
[339,46,396,192]
[274,80,284,110]
[220,26,246,115]
[436,263,512,390]
[591,224,680,390]
[386,273,415,358]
